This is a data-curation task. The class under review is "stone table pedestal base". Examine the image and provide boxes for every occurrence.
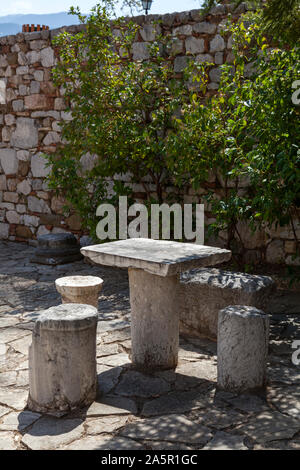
[129,268,179,371]
[28,304,98,412]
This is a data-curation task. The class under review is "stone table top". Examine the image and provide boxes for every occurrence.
[81,238,231,277]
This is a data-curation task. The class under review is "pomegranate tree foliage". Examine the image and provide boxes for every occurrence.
[170,11,300,257]
[47,3,299,264]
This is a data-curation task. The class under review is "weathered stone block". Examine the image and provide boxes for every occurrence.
[6,210,20,224]
[16,225,32,238]
[193,22,217,34]
[28,196,51,214]
[31,153,51,178]
[30,81,40,94]
[140,24,161,42]
[11,118,38,149]
[185,37,205,54]
[4,114,15,126]
[31,232,83,265]
[33,70,44,81]
[12,99,24,112]
[196,53,214,64]
[24,94,53,110]
[172,24,193,36]
[174,56,188,73]
[209,67,222,83]
[4,192,18,203]
[16,150,30,161]
[16,65,29,75]
[179,268,275,340]
[0,175,7,191]
[132,42,150,61]
[26,50,40,64]
[17,179,31,196]
[0,222,9,239]
[43,131,60,146]
[210,34,225,52]
[23,214,39,227]
[40,47,55,67]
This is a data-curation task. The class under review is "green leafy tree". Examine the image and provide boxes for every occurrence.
[202,0,300,46]
[172,10,300,262]
[46,3,193,238]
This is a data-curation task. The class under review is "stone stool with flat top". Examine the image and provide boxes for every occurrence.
[28,303,98,412]
[55,275,103,308]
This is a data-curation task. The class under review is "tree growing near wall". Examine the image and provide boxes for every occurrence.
[202,0,300,46]
[46,3,194,238]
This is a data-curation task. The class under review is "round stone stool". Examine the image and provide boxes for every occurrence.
[217,305,269,394]
[55,276,103,308]
[28,304,98,412]
[31,233,83,265]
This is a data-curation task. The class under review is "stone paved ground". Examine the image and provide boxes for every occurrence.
[0,241,300,451]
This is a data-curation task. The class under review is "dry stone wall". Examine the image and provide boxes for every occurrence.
[0,3,299,265]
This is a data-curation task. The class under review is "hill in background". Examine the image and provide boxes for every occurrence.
[0,12,81,36]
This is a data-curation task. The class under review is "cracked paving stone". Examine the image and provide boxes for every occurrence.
[98,353,130,367]
[114,370,170,398]
[21,417,84,450]
[86,415,130,435]
[0,431,18,450]
[0,388,28,410]
[235,411,300,444]
[9,335,32,355]
[268,385,300,419]
[0,405,10,418]
[16,370,29,387]
[0,410,41,431]
[221,393,269,414]
[87,396,138,416]
[0,328,31,344]
[96,343,119,357]
[97,365,123,395]
[187,407,248,430]
[63,435,145,450]
[120,414,213,445]
[203,431,248,450]
[0,317,20,328]
[102,328,131,344]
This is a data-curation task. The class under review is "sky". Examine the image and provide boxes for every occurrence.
[0,0,204,17]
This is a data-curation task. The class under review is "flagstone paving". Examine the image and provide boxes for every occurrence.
[0,240,300,450]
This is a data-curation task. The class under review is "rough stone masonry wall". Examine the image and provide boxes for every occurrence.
[0,3,299,265]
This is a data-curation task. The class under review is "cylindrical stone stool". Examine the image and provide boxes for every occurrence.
[55,276,103,308]
[28,304,98,412]
[217,305,269,394]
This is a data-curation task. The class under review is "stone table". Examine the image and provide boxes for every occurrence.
[81,238,231,370]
